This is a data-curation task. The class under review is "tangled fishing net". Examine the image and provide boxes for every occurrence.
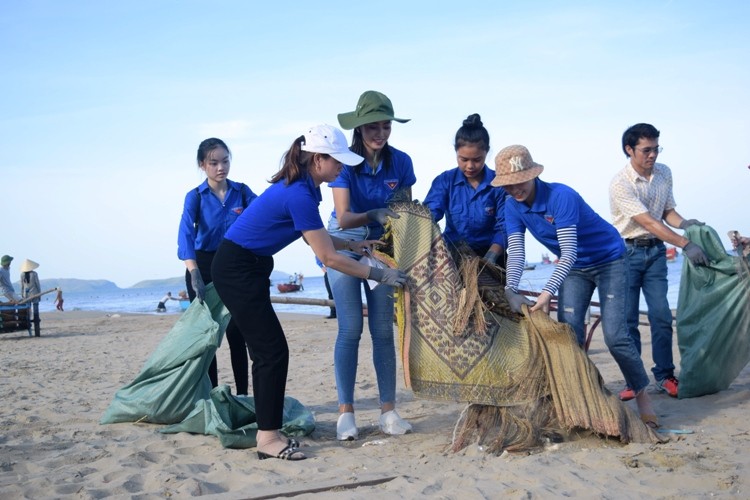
[377,201,662,454]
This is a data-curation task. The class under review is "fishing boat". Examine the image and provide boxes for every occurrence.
[524,262,536,271]
[277,282,301,293]
[541,253,552,265]
[666,246,678,262]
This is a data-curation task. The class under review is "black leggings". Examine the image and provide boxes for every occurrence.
[212,239,288,430]
[185,250,250,395]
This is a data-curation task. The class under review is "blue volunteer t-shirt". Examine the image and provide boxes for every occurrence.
[177,179,257,260]
[224,175,324,256]
[505,179,624,267]
[328,145,416,237]
[423,165,507,250]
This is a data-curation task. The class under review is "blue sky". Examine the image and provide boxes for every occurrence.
[2,1,748,287]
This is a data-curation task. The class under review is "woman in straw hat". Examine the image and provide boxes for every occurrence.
[423,113,507,265]
[492,145,658,428]
[20,259,41,319]
[211,124,407,460]
[177,138,256,396]
[326,91,416,441]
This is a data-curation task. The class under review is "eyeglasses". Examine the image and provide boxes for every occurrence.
[635,146,663,155]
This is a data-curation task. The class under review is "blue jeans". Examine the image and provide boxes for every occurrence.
[625,242,675,382]
[327,219,396,407]
[557,257,650,393]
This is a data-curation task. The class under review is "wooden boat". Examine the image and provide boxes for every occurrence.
[524,263,536,271]
[666,246,678,262]
[277,283,301,293]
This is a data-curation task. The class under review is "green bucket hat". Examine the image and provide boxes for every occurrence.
[337,90,410,130]
[1,255,13,266]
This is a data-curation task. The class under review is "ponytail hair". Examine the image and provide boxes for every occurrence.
[454,113,490,152]
[271,136,316,185]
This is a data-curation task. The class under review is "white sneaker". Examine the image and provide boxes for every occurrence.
[379,410,412,435]
[336,412,358,441]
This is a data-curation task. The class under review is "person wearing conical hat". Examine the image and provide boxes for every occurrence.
[1,255,20,303]
[20,259,42,304]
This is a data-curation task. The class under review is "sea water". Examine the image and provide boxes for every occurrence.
[34,257,685,316]
[34,276,333,316]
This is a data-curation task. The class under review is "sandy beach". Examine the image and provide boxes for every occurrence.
[1,310,749,499]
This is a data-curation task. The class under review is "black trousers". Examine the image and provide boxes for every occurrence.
[185,250,250,395]
[212,239,289,430]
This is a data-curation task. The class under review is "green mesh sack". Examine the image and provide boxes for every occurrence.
[677,225,750,398]
[160,385,315,449]
[100,284,230,424]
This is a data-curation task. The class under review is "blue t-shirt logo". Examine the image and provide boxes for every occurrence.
[385,179,399,190]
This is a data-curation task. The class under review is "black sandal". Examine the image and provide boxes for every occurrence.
[257,442,306,461]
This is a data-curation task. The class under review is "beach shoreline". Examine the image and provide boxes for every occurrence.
[0,311,748,498]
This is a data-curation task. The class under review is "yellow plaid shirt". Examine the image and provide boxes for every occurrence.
[609,162,676,239]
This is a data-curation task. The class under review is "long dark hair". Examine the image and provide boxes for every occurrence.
[349,127,393,174]
[270,136,330,185]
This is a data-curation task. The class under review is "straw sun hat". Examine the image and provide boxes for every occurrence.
[20,259,39,272]
[491,145,544,187]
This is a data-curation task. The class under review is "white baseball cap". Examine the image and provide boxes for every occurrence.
[301,124,364,166]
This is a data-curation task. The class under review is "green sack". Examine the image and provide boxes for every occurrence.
[160,385,316,449]
[676,225,750,399]
[100,285,230,424]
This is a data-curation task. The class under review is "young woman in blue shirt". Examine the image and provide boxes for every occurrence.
[493,145,658,428]
[177,138,256,395]
[423,113,507,264]
[211,124,407,461]
[327,91,416,441]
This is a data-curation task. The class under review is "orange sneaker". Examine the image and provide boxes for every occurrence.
[657,376,679,398]
[618,387,636,401]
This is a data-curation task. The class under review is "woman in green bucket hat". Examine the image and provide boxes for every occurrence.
[327,90,416,441]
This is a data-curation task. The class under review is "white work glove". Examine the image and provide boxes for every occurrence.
[368,267,407,288]
[504,288,534,313]
[190,269,206,303]
[366,208,399,226]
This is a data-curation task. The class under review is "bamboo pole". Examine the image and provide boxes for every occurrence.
[18,288,59,304]
[270,296,335,307]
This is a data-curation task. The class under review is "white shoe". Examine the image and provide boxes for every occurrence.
[379,410,412,435]
[336,412,358,441]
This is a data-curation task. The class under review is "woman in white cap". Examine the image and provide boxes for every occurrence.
[491,144,658,429]
[211,124,407,461]
[328,90,416,441]
[20,259,41,318]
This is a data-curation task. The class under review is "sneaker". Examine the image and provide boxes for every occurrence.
[336,412,358,441]
[379,410,412,435]
[618,387,636,401]
[657,376,679,398]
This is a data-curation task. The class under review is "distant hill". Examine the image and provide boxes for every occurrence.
[31,278,120,293]
[16,270,295,293]
[130,276,186,289]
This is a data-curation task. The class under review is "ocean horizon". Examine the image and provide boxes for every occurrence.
[30,256,687,317]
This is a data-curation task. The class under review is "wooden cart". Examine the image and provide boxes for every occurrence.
[0,302,40,337]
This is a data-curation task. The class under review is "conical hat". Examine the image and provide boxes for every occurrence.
[20,259,39,272]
